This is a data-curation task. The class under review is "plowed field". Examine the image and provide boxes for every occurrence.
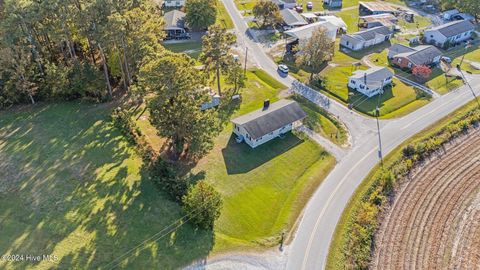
[373,133,480,270]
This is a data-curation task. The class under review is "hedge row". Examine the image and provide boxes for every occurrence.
[342,107,480,269]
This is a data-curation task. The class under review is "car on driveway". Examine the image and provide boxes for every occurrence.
[278,64,289,74]
[306,2,313,9]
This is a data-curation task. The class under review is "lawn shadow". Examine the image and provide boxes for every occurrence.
[0,101,215,269]
[348,85,394,115]
[222,132,303,175]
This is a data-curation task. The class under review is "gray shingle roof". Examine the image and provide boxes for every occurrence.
[396,45,442,65]
[389,44,416,55]
[232,99,307,139]
[345,26,391,43]
[428,20,475,38]
[164,10,186,30]
[351,66,393,88]
[281,8,308,26]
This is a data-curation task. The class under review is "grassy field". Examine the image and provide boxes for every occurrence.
[216,0,234,29]
[293,96,348,146]
[326,99,480,270]
[132,69,338,252]
[163,41,203,60]
[0,103,213,269]
[280,41,430,118]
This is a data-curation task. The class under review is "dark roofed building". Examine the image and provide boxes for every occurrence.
[424,20,475,48]
[348,66,393,97]
[280,8,308,27]
[232,99,307,148]
[390,45,442,70]
[163,10,189,39]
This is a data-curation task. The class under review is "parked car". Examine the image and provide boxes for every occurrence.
[295,5,303,12]
[441,56,452,63]
[278,64,289,74]
[306,2,313,9]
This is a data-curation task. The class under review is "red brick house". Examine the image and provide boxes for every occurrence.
[388,44,442,70]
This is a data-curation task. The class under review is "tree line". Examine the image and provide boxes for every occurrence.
[0,0,166,108]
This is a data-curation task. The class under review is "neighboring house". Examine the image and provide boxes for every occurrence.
[359,1,398,16]
[389,45,442,70]
[163,0,185,8]
[317,15,348,33]
[273,0,297,9]
[281,8,308,28]
[323,0,342,8]
[348,66,393,97]
[231,99,307,148]
[358,14,398,30]
[164,10,188,39]
[443,9,459,21]
[340,26,392,51]
[285,21,338,52]
[424,20,475,48]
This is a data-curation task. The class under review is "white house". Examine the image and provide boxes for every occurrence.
[340,26,392,51]
[163,10,188,39]
[424,20,475,48]
[163,0,185,8]
[348,66,393,97]
[231,99,307,148]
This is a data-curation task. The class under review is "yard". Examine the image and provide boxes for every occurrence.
[0,103,214,269]
[163,41,203,59]
[133,69,338,252]
[278,41,430,118]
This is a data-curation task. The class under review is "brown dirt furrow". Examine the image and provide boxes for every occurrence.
[419,166,480,269]
[374,138,476,270]
[381,136,480,269]
[400,146,480,269]
[372,132,480,270]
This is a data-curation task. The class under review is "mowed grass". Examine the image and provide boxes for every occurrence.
[216,0,234,29]
[199,71,336,251]
[293,96,348,146]
[163,41,203,60]
[0,103,214,269]
[133,70,336,252]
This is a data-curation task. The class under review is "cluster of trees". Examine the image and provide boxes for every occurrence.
[0,0,165,108]
[295,28,334,82]
[438,0,480,20]
[341,106,480,269]
[185,0,217,30]
[252,0,282,28]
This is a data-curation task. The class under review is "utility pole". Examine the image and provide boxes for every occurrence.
[376,82,384,167]
[456,43,480,110]
[244,47,248,76]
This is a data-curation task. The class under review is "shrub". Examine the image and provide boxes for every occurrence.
[182,181,222,229]
[150,159,189,202]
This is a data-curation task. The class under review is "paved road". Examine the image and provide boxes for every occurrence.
[220,1,480,269]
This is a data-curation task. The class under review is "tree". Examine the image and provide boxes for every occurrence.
[139,51,220,160]
[182,180,222,229]
[295,27,334,81]
[412,65,432,82]
[252,0,281,28]
[223,59,246,93]
[185,0,217,30]
[200,25,236,96]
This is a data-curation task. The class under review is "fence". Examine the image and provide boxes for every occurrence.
[291,80,331,109]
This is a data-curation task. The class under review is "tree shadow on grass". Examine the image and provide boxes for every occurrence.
[222,132,303,175]
[0,101,214,269]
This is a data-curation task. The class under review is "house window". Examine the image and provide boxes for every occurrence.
[397,58,402,64]
[351,80,356,85]
[359,84,365,89]
[385,76,392,81]
[408,62,413,68]
[430,35,433,38]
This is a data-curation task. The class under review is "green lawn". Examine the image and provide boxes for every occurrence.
[133,70,337,252]
[216,0,234,29]
[0,103,213,269]
[163,41,203,60]
[293,96,348,146]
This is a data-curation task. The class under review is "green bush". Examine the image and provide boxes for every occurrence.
[182,181,222,229]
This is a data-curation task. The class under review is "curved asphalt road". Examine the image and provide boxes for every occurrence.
[220,1,480,269]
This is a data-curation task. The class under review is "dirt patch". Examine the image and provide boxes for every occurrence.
[372,132,480,269]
